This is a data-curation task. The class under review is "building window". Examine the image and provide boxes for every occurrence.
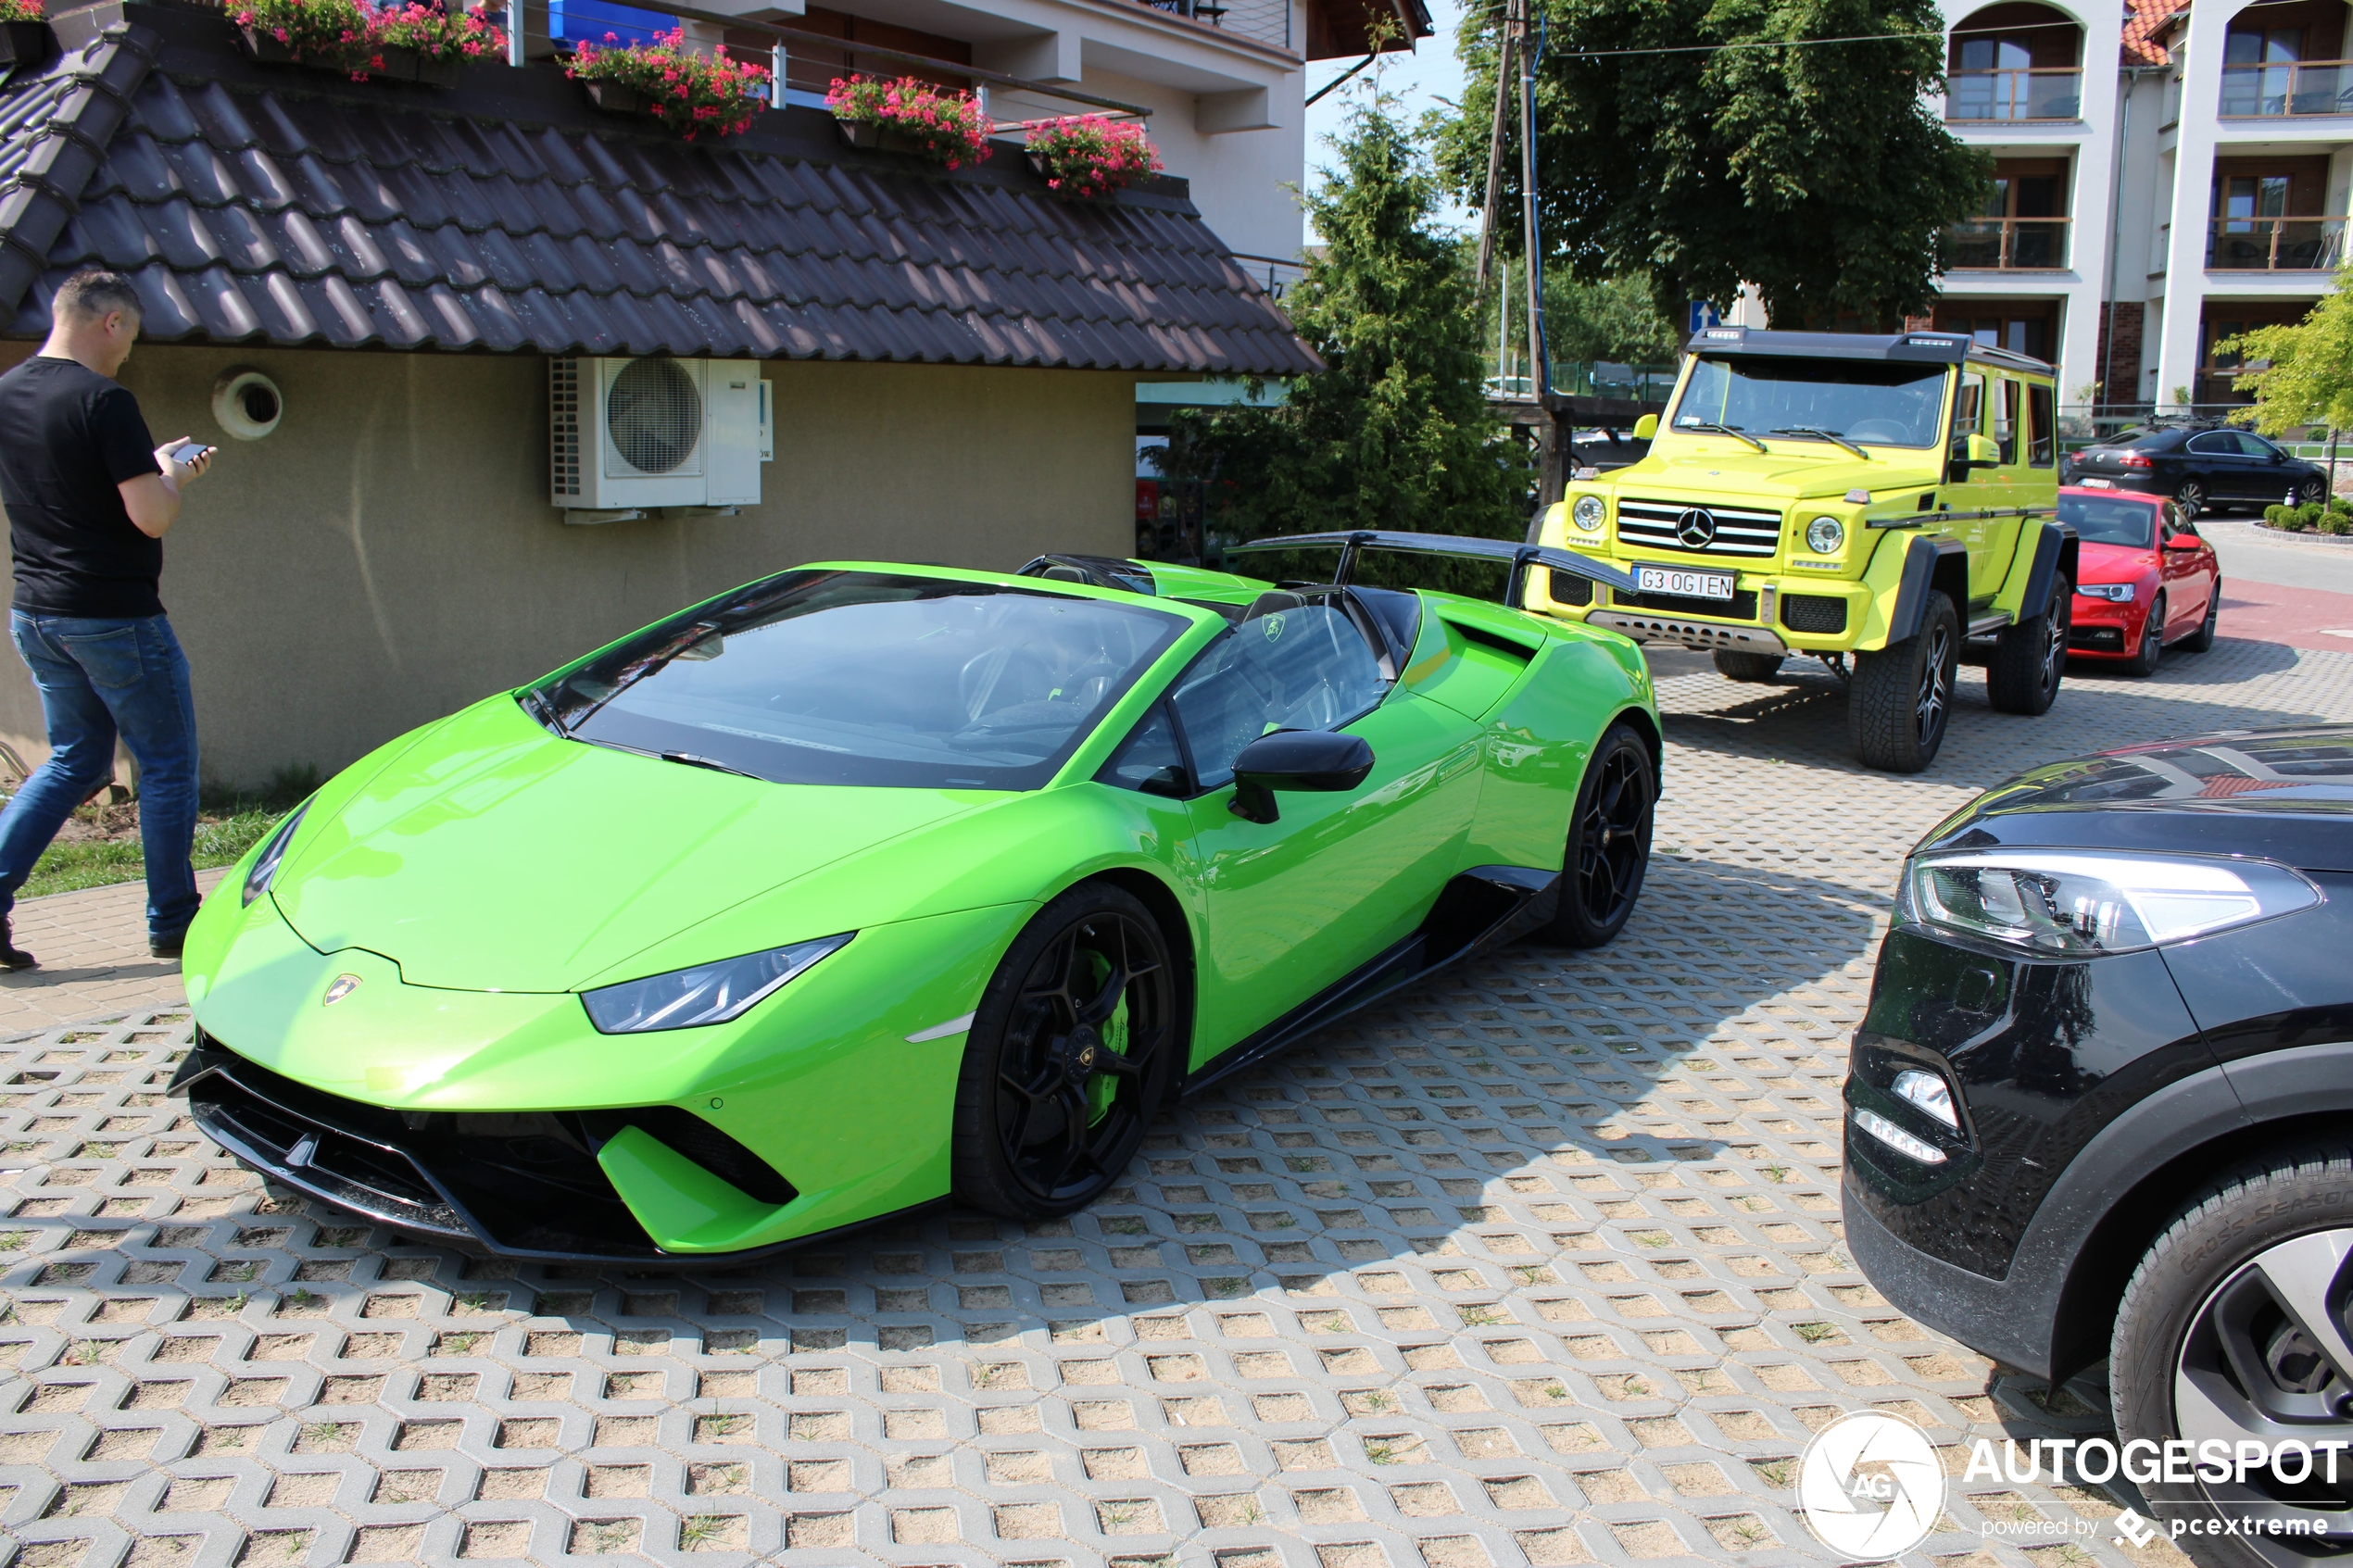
[2207,157,2344,270]
[1947,160,2070,270]
[1946,3,2082,119]
[2219,1,2351,115]
[1932,300,2057,362]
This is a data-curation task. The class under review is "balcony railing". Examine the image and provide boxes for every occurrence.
[1945,217,2071,270]
[1134,0,1290,49]
[2207,216,2348,270]
[2220,59,2353,117]
[1944,68,2083,121]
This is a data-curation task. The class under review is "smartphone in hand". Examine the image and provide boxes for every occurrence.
[167,442,216,466]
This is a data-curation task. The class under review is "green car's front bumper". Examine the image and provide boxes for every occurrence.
[174,894,1026,1265]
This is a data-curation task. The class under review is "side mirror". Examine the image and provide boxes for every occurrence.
[1632,414,1658,441]
[1228,730,1376,824]
[2165,533,2203,551]
[1967,433,2001,465]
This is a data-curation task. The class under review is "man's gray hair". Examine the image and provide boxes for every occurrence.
[52,270,143,325]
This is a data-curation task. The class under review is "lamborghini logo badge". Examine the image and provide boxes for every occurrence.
[322,974,362,1007]
[1262,614,1285,642]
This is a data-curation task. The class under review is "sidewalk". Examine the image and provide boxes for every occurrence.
[0,867,222,1036]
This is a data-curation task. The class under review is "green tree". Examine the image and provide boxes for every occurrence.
[2220,264,2353,435]
[1439,0,1990,326]
[1160,97,1528,546]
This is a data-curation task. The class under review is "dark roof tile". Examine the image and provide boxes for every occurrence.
[0,6,1317,376]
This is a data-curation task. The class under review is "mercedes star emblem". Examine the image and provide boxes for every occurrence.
[1675,508,1718,548]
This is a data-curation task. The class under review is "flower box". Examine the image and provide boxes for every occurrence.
[581,79,645,114]
[407,49,465,88]
[0,20,51,69]
[837,118,937,157]
[237,23,302,64]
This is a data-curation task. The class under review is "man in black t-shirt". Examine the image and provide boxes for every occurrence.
[0,270,213,968]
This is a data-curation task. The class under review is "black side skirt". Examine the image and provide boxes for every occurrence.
[1180,864,1559,1098]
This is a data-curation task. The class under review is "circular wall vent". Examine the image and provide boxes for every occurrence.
[211,369,283,441]
[607,358,702,474]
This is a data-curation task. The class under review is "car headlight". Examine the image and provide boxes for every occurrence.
[582,934,853,1033]
[1571,495,1605,532]
[2079,583,2136,603]
[1905,849,2321,956]
[1806,516,1845,555]
[242,801,312,907]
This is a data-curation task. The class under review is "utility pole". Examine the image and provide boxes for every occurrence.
[1473,0,1568,524]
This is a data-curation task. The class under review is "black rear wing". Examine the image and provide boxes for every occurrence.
[1226,530,1639,610]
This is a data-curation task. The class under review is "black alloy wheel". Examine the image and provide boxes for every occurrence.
[1536,721,1654,947]
[2113,1148,2353,1568]
[1850,590,1960,771]
[2300,475,2330,506]
[952,884,1177,1219]
[2183,579,2221,653]
[2179,478,2209,518]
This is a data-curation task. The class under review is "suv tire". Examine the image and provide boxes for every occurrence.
[1711,650,1783,683]
[1534,721,1654,947]
[1987,576,2070,713]
[1849,590,1958,772]
[2112,1146,2353,1568]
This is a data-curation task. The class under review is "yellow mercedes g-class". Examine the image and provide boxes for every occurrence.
[1530,327,2074,772]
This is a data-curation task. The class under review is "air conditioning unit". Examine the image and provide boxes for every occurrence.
[549,356,770,517]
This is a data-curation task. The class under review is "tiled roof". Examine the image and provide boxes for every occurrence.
[2124,0,2189,67]
[0,0,1320,375]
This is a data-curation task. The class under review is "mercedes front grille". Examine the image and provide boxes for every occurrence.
[1616,499,1781,558]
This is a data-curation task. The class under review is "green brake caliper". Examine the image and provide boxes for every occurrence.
[1087,950,1129,1124]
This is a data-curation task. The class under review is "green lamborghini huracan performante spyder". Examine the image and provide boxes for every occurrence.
[171,533,1660,1263]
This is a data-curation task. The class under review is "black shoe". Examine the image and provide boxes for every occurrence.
[0,921,35,971]
[149,931,185,960]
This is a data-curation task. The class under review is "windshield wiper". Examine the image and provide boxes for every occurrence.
[659,751,762,780]
[1675,420,1768,453]
[1771,426,1869,459]
[518,687,566,734]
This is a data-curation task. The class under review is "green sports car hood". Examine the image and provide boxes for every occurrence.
[270,696,992,993]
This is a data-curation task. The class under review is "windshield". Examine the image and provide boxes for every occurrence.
[2058,494,2158,548]
[1669,357,1951,448]
[527,570,1188,789]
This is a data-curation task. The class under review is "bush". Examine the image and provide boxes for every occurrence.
[2324,515,2353,536]
[0,0,43,21]
[825,75,991,169]
[566,29,771,141]
[1024,116,1161,201]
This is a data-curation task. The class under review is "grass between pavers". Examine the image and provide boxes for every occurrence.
[21,809,281,900]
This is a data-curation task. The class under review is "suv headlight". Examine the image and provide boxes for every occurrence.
[1904,849,2321,956]
[243,801,312,907]
[583,934,853,1033]
[1806,516,1845,554]
[1571,495,1605,532]
[2079,583,2135,603]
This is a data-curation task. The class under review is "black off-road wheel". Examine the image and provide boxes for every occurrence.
[2183,579,2221,653]
[952,884,1179,1220]
[2124,592,2166,676]
[2178,478,2209,518]
[1849,590,1959,772]
[1987,576,2070,713]
[1534,721,1655,948]
[2111,1146,2353,1568]
[1712,650,1784,684]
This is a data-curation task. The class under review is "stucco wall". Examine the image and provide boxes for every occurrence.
[0,344,1136,787]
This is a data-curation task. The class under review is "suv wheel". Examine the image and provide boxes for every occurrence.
[1987,576,2071,712]
[1849,590,1957,772]
[2299,476,2328,506]
[1711,650,1783,684]
[2113,1148,2353,1568]
[2178,479,2208,518]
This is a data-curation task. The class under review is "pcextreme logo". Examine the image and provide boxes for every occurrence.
[1796,1410,1946,1562]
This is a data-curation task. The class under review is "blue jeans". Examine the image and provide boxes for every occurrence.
[0,612,199,939]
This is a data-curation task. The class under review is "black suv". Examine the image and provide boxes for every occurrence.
[2066,425,2329,518]
[1845,728,2353,1562]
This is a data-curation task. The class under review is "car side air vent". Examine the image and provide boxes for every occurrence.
[1783,595,1848,634]
[626,1107,799,1207]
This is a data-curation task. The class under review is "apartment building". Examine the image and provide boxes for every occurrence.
[1931,0,2349,411]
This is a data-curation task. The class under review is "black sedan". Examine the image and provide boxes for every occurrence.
[2065,425,2329,517]
[1844,727,2353,1564]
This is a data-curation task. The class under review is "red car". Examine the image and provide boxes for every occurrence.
[2060,485,2221,674]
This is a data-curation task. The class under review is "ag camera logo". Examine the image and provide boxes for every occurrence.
[1797,1410,1946,1561]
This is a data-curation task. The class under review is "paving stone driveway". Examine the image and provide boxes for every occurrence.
[3,636,2349,1568]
